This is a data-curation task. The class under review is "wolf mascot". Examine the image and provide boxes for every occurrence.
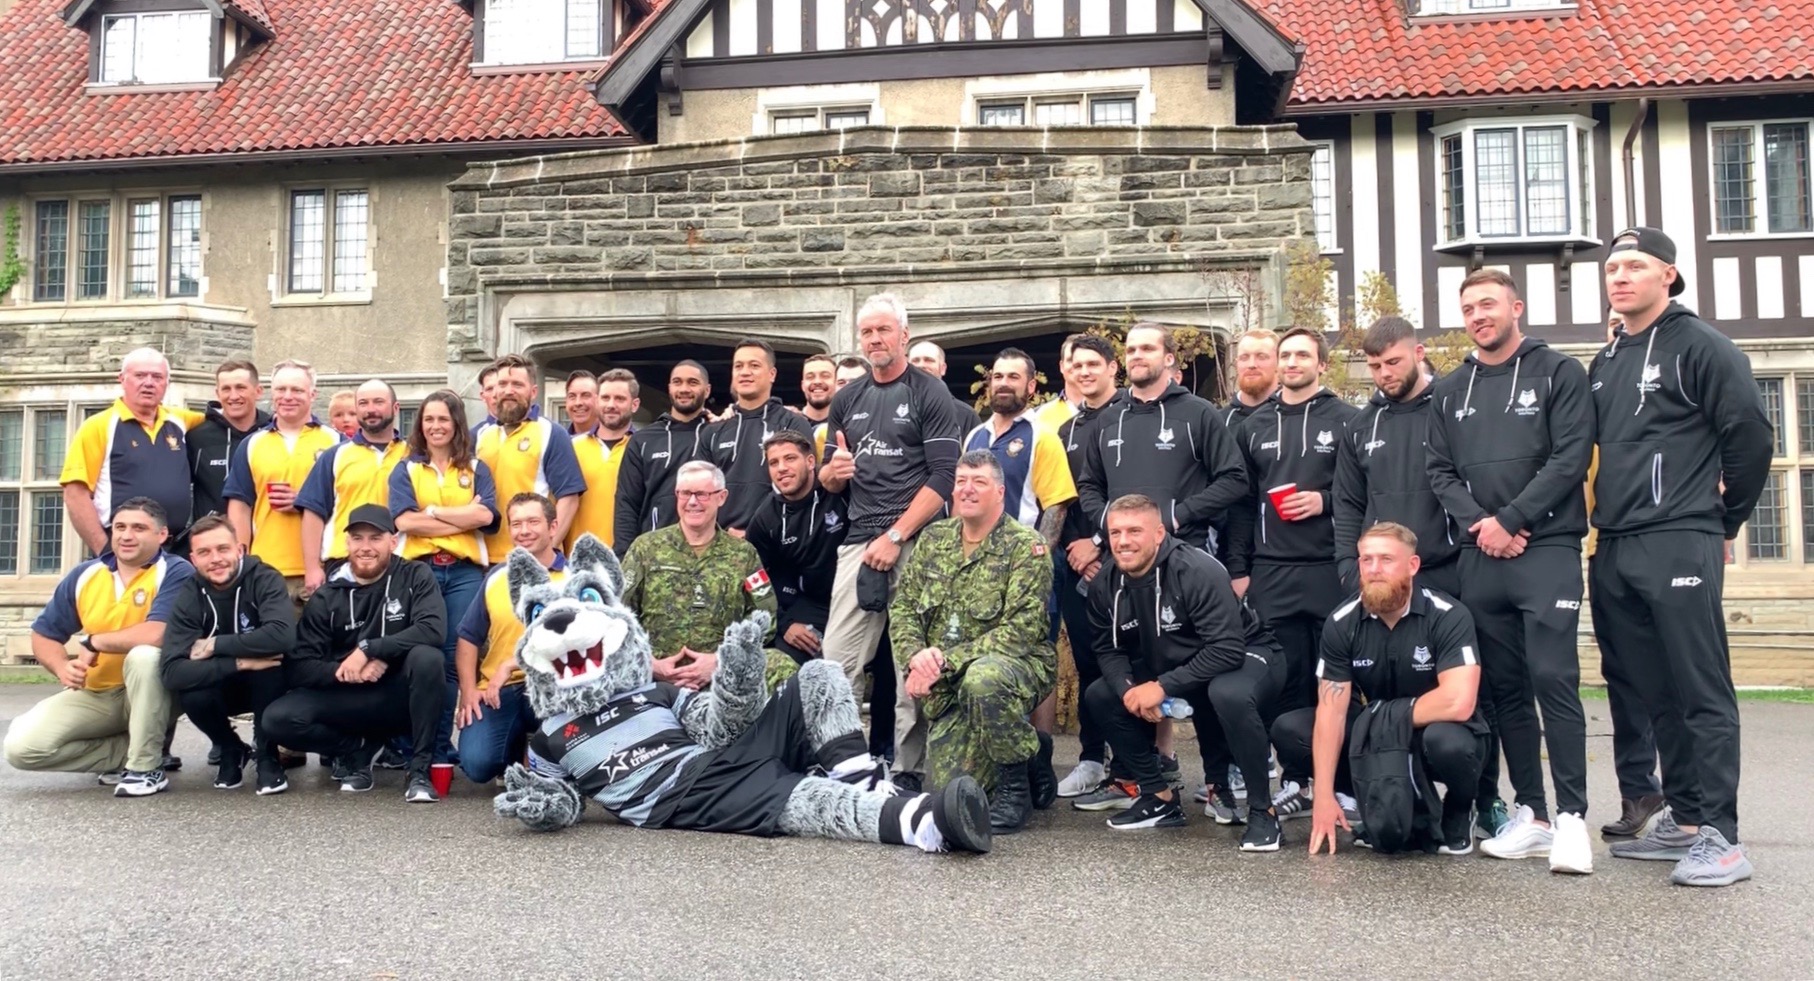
[493,534,991,854]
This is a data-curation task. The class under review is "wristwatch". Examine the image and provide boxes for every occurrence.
[78,635,98,654]
[357,640,371,656]
[886,529,904,546]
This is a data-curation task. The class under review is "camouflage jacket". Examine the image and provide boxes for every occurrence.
[621,524,777,658]
[890,514,1055,674]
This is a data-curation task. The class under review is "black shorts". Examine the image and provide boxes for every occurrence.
[656,682,815,837]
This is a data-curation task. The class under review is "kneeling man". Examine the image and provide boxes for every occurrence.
[3,498,193,796]
[159,514,296,794]
[264,505,447,801]
[1276,523,1488,856]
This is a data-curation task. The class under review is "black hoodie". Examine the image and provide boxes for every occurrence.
[1332,385,1459,590]
[1226,388,1358,569]
[1428,337,1594,549]
[289,555,445,689]
[612,412,709,554]
[1087,536,1275,696]
[187,402,273,527]
[158,554,296,692]
[1588,302,1773,539]
[1056,394,1120,547]
[706,397,812,531]
[1076,382,1246,550]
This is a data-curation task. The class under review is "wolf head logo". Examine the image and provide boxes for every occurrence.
[1517,389,1537,409]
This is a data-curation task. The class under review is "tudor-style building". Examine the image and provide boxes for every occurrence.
[1255,0,1814,682]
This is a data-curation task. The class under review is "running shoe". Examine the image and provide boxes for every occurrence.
[1107,793,1187,831]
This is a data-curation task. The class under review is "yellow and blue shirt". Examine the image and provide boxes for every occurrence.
[223,420,343,577]
[388,456,500,566]
[32,551,194,691]
[61,399,205,532]
[474,405,585,561]
[1033,396,1079,433]
[567,428,632,553]
[963,413,1078,528]
[295,431,411,561]
[457,553,567,689]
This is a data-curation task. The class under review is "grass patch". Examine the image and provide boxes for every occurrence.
[1582,686,1813,704]
[0,668,56,685]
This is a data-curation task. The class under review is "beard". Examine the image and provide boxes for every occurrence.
[989,389,1027,416]
[805,390,832,410]
[1360,576,1413,618]
[496,399,528,428]
[1237,373,1275,400]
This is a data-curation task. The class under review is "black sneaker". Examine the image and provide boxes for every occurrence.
[1241,808,1283,852]
[207,744,223,767]
[892,771,924,795]
[255,758,289,796]
[161,753,183,773]
[375,746,411,770]
[212,741,247,790]
[339,739,385,793]
[1106,792,1187,831]
[1438,805,1476,856]
[328,756,351,783]
[404,771,439,803]
[1157,754,1183,790]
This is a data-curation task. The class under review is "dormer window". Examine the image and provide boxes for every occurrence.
[1410,0,1576,15]
[99,12,213,84]
[478,0,609,67]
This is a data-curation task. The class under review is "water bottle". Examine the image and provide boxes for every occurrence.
[1160,697,1194,720]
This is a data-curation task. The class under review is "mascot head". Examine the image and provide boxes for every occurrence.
[509,534,652,719]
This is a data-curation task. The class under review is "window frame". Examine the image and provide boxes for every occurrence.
[0,403,108,579]
[21,191,204,305]
[93,9,219,87]
[1706,118,1814,241]
[766,105,873,135]
[1430,114,1599,249]
[475,0,611,68]
[1410,0,1577,14]
[1307,141,1338,254]
[280,184,373,301]
[975,91,1144,128]
[1734,374,1812,566]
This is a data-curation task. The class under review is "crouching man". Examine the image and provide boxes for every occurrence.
[264,504,447,802]
[158,514,296,794]
[3,498,194,796]
[1277,523,1488,857]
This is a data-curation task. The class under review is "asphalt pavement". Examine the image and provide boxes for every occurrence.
[1,685,1809,980]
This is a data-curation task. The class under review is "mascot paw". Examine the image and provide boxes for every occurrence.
[721,610,772,655]
[493,763,584,832]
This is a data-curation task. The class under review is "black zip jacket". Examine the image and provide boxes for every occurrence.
[1333,386,1458,590]
[1057,395,1120,547]
[1087,537,1273,697]
[1211,397,1267,568]
[612,412,709,554]
[1588,303,1773,539]
[1428,337,1593,548]
[1077,383,1246,550]
[1226,388,1358,568]
[745,486,849,617]
[290,556,445,689]
[158,555,295,692]
[187,404,272,526]
[706,397,813,531]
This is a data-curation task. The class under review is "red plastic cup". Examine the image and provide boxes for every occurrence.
[1268,483,1299,521]
[430,762,455,797]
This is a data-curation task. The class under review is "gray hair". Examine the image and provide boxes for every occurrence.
[956,449,1003,484]
[856,291,909,332]
[271,358,318,389]
[119,347,170,375]
[675,459,727,491]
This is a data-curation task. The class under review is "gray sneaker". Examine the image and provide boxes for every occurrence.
[1610,809,1698,862]
[1071,779,1138,812]
[1670,827,1752,887]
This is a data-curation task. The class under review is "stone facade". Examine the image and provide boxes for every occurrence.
[0,316,256,381]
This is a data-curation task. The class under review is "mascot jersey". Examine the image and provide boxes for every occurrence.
[527,681,706,827]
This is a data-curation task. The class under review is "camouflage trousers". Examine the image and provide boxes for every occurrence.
[923,652,1054,794]
[764,649,801,695]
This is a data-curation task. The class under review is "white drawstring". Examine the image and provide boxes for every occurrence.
[1366,407,1383,457]
[1635,328,1659,415]
[1300,402,1310,458]
[1113,405,1130,466]
[1460,364,1479,420]
[1502,356,1523,413]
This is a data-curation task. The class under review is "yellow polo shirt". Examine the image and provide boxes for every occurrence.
[474,408,585,561]
[457,555,568,689]
[223,421,342,576]
[31,552,193,691]
[389,456,499,566]
[296,431,410,561]
[567,430,631,552]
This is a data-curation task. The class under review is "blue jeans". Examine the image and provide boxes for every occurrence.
[457,683,536,783]
[430,560,485,765]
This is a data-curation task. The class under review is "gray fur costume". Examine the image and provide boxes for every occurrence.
[493,534,990,854]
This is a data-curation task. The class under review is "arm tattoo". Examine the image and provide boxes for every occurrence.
[1038,503,1068,548]
[1319,679,1348,702]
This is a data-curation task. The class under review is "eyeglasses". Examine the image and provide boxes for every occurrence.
[677,489,722,501]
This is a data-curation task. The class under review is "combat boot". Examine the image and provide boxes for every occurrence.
[989,761,1033,835]
[1028,731,1057,811]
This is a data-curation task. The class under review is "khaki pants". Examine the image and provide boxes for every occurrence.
[822,539,926,776]
[3,646,173,774]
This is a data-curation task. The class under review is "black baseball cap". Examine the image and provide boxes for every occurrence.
[345,503,396,535]
[1609,226,1685,297]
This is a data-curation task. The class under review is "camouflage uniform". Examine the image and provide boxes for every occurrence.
[890,514,1056,793]
[620,524,796,692]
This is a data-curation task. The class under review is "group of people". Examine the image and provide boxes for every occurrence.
[1,226,1767,887]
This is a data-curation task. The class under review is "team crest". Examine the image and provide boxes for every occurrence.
[1156,427,1175,446]
[1315,430,1334,449]
[459,472,472,488]
[1160,605,1177,626]
[894,403,910,419]
[1412,645,1432,665]
[165,435,179,451]
[385,598,403,617]
[1006,437,1025,458]
[518,436,533,452]
[132,588,147,607]
[824,510,841,530]
[239,611,253,632]
[1517,389,1537,409]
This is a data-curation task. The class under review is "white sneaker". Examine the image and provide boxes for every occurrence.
[1056,760,1107,798]
[1549,812,1594,874]
[1480,803,1553,860]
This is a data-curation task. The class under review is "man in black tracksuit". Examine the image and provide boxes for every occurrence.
[707,341,813,533]
[159,515,295,794]
[1334,316,1501,820]
[1084,496,1286,849]
[1428,271,1595,870]
[1227,328,1357,734]
[613,362,712,555]
[1592,228,1771,886]
[1214,328,1279,580]
[263,505,447,801]
[745,430,849,664]
[183,363,271,555]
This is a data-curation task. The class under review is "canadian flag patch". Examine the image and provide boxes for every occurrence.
[743,569,772,596]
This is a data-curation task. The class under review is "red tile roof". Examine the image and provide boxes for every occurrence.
[1262,0,1814,110]
[0,0,629,168]
[221,0,274,38]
